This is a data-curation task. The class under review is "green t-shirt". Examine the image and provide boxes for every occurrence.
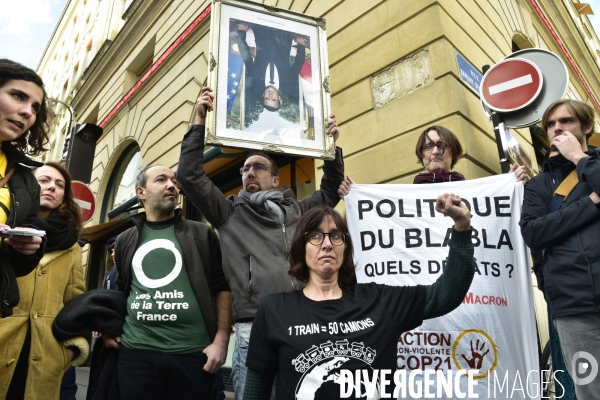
[121,222,211,353]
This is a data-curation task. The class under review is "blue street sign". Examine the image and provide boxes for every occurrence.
[454,50,483,94]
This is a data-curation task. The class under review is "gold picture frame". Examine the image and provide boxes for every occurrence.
[206,0,334,159]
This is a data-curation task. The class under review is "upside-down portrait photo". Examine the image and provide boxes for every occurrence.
[207,0,334,159]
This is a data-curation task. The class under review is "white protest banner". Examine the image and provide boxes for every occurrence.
[345,173,539,399]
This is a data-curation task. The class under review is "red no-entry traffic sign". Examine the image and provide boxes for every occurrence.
[480,58,543,113]
[72,181,96,224]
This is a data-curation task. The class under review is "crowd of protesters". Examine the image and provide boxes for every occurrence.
[1,53,599,400]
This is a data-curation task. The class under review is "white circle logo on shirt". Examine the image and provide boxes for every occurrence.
[132,239,182,288]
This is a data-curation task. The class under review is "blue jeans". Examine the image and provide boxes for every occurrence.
[231,322,276,400]
[232,322,252,400]
[554,312,600,400]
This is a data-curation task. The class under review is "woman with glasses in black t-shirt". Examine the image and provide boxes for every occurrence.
[243,203,475,399]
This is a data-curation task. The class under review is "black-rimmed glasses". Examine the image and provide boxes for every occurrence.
[304,231,347,246]
[240,163,271,175]
[422,141,447,152]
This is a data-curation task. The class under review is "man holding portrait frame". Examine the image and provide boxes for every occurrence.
[178,86,345,399]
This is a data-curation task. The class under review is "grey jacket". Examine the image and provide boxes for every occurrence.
[178,125,344,322]
[115,210,229,340]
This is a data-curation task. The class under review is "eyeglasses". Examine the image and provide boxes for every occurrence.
[422,141,447,152]
[107,243,115,253]
[304,231,347,246]
[240,163,271,175]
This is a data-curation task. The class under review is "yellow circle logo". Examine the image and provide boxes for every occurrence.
[452,329,498,379]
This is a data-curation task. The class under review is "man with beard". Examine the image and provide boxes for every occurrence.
[520,99,600,397]
[178,87,344,399]
[102,165,232,400]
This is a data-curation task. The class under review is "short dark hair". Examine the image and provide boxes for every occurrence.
[134,165,159,208]
[415,125,463,169]
[542,99,595,143]
[263,104,280,112]
[246,152,279,176]
[288,205,355,284]
[0,59,49,156]
[33,162,83,233]
[135,165,157,189]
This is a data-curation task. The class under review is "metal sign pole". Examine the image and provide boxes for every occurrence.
[491,112,511,173]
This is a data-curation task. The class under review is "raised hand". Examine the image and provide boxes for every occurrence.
[337,176,354,200]
[435,193,471,231]
[510,163,529,185]
[550,131,588,165]
[194,86,214,126]
[326,114,340,144]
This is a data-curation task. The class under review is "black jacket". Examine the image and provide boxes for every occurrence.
[520,149,600,317]
[0,152,43,317]
[114,210,229,340]
[52,289,127,400]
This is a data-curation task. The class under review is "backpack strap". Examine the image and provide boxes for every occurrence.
[0,167,16,189]
[548,169,579,213]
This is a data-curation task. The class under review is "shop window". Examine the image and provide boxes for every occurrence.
[102,143,142,222]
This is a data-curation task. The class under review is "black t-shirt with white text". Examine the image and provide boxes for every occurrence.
[247,283,426,399]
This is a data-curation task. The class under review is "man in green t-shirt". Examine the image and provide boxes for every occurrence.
[103,165,232,400]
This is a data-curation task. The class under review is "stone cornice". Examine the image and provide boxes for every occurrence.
[122,0,144,22]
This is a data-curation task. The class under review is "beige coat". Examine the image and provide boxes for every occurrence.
[0,244,88,400]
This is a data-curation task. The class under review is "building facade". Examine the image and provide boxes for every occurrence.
[37,0,600,369]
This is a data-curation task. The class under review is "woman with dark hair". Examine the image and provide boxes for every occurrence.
[413,125,529,184]
[0,58,49,318]
[243,202,475,399]
[0,162,87,400]
[0,59,48,318]
[0,59,49,156]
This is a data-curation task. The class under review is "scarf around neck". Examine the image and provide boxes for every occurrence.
[33,213,78,252]
[413,168,466,184]
[239,189,285,222]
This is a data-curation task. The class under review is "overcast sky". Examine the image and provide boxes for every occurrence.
[0,0,67,69]
[1,0,600,72]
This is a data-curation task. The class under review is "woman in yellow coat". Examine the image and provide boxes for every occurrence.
[1,162,88,399]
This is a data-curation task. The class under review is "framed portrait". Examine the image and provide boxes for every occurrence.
[206,0,334,159]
